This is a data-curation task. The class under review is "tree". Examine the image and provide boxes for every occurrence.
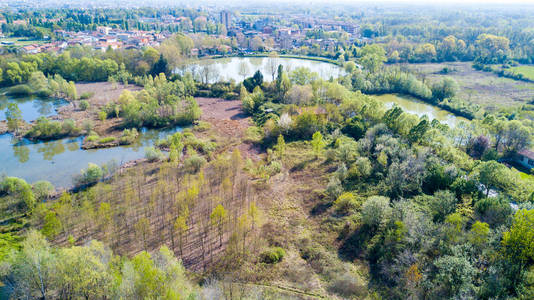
[174,212,189,256]
[32,181,54,202]
[243,70,263,92]
[408,119,430,143]
[285,84,313,105]
[311,131,326,158]
[274,134,286,160]
[361,196,392,230]
[5,103,23,134]
[135,217,151,251]
[211,204,227,247]
[358,44,386,73]
[267,51,280,81]
[502,209,534,291]
[469,221,490,247]
[275,64,291,99]
[237,60,249,80]
[478,160,512,197]
[2,230,57,299]
[56,241,113,299]
[151,54,168,76]
[432,77,459,102]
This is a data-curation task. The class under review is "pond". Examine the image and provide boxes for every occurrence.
[374,94,469,127]
[0,126,182,188]
[0,92,68,122]
[179,56,344,83]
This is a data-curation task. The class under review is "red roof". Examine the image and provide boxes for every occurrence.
[519,149,534,160]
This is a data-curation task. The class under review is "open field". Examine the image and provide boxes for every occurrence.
[397,62,534,110]
[509,65,534,81]
[0,37,47,46]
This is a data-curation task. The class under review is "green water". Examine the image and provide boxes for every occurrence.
[374,94,468,127]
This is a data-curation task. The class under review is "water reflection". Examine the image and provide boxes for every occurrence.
[179,57,344,83]
[373,94,468,127]
[0,93,68,122]
[0,126,183,187]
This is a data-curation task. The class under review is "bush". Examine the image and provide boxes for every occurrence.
[75,163,103,186]
[7,84,32,96]
[25,117,80,140]
[333,192,361,215]
[79,92,94,100]
[328,273,367,298]
[260,247,286,264]
[119,128,138,145]
[98,111,107,121]
[145,146,165,162]
[193,121,211,132]
[184,154,207,173]
[0,177,35,211]
[79,100,90,111]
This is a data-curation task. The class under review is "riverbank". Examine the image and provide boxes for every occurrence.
[199,53,342,66]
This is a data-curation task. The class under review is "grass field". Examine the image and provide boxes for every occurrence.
[0,37,47,46]
[509,65,534,81]
[397,62,534,111]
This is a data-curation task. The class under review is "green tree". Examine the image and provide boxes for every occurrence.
[311,131,326,158]
[358,44,387,73]
[502,209,534,289]
[210,204,227,247]
[5,103,23,134]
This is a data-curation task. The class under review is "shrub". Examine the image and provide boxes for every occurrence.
[260,247,286,264]
[75,163,103,186]
[98,136,116,144]
[79,100,90,111]
[184,154,206,173]
[0,177,35,211]
[194,121,211,132]
[328,273,367,298]
[32,181,54,201]
[98,111,107,121]
[26,117,80,140]
[145,146,165,162]
[79,92,94,100]
[333,192,361,215]
[119,128,138,145]
[7,84,32,96]
[82,119,94,133]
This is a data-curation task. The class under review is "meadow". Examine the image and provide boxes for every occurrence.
[398,62,534,110]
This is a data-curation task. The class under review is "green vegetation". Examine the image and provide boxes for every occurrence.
[3,3,534,299]
[25,117,81,140]
[508,65,534,81]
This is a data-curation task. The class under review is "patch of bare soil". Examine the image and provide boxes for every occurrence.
[51,83,140,138]
[196,97,262,160]
[76,82,141,106]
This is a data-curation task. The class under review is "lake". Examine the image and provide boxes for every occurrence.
[0,126,182,188]
[0,59,467,188]
[179,56,345,83]
[0,93,67,122]
[374,94,469,127]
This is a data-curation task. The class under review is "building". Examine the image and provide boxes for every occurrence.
[220,10,231,31]
[516,149,534,170]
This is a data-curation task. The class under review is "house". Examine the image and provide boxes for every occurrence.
[516,149,534,170]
